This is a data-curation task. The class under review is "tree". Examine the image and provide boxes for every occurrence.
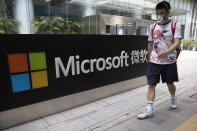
[0,17,19,34]
[32,16,81,34]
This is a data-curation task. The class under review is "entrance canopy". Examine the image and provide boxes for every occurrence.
[66,0,189,19]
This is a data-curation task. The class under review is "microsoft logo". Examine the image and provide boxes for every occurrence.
[8,52,48,93]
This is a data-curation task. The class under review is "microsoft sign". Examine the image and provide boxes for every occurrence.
[0,35,148,111]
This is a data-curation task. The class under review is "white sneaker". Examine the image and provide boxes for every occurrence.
[170,97,177,109]
[137,110,153,119]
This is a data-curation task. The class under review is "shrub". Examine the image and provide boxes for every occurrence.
[0,17,19,34]
[32,16,81,34]
[181,38,197,50]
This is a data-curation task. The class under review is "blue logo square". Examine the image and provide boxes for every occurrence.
[10,73,31,93]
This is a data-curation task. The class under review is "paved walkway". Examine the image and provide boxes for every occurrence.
[3,50,197,131]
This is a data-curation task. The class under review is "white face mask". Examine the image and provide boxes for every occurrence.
[157,15,165,25]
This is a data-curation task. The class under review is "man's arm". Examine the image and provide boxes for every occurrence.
[148,41,153,62]
[158,38,181,58]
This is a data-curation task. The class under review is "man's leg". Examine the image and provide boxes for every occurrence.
[146,85,156,114]
[167,83,176,95]
[147,85,156,101]
[138,62,160,119]
[164,62,179,109]
[167,83,177,109]
[137,85,155,119]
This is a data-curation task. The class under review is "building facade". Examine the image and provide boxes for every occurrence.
[0,0,196,38]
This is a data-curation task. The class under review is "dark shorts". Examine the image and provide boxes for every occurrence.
[146,62,179,86]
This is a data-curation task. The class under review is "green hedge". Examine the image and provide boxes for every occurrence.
[32,16,81,34]
[0,17,19,34]
[181,38,197,50]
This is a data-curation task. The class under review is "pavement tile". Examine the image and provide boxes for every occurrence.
[53,111,73,123]
[43,116,59,126]
[3,120,49,131]
[80,116,98,126]
[37,128,49,131]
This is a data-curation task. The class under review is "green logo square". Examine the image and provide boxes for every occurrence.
[29,52,47,71]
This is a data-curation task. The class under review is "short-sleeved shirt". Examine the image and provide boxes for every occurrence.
[148,20,182,65]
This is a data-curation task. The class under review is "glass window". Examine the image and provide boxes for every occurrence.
[0,0,19,34]
[33,0,82,34]
[136,26,148,36]
[1,0,195,37]
[0,0,152,35]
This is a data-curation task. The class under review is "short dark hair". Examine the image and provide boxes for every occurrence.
[155,1,171,11]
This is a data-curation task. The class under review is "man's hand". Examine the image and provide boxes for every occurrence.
[159,51,168,58]
[148,42,153,62]
[158,38,181,59]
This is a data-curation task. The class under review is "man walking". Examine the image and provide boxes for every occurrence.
[137,1,182,119]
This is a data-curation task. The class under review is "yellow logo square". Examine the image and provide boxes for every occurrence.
[31,71,48,89]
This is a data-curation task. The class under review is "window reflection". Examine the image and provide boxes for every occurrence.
[0,0,196,38]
